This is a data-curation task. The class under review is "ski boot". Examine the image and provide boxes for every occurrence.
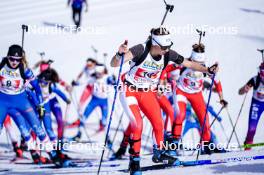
[152,147,180,165]
[110,146,127,160]
[212,147,227,153]
[30,150,51,164]
[49,150,76,167]
[57,149,72,160]
[20,137,28,151]
[164,137,181,157]
[200,141,212,155]
[12,142,23,158]
[129,156,142,175]
[71,130,82,142]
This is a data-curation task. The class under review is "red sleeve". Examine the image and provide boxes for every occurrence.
[160,69,167,81]
[160,64,182,80]
[214,80,222,93]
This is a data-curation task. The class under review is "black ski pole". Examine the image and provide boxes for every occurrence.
[107,111,124,158]
[91,45,98,59]
[196,29,205,45]
[160,0,174,26]
[21,24,28,50]
[103,53,108,66]
[226,93,247,149]
[38,52,45,60]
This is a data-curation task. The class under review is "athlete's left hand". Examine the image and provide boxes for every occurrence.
[207,62,219,74]
[220,99,228,107]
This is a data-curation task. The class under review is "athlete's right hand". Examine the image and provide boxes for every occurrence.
[71,80,79,86]
[118,40,128,55]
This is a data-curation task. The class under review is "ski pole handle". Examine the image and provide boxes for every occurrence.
[21,24,28,49]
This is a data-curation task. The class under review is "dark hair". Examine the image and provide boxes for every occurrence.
[7,45,23,57]
[192,43,205,53]
[86,58,97,64]
[150,27,170,36]
[38,68,59,83]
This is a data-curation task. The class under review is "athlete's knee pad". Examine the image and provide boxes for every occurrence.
[128,138,141,155]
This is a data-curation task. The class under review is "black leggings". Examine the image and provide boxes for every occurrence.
[72,7,82,28]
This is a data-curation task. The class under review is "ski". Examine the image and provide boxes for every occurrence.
[10,155,30,163]
[243,142,264,149]
[119,154,264,172]
[40,162,120,169]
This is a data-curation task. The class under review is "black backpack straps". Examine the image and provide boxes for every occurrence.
[18,63,28,83]
[134,40,151,66]
[255,74,261,90]
[163,52,170,70]
[179,67,187,75]
[0,57,8,71]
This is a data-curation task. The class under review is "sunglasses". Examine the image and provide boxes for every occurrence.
[40,79,51,85]
[8,57,22,63]
[152,38,173,50]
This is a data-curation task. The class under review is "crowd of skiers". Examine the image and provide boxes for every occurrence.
[0,26,263,175]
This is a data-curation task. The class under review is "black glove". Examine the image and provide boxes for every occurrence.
[37,105,46,119]
[71,80,79,86]
[66,99,71,105]
[220,99,228,107]
[207,63,218,75]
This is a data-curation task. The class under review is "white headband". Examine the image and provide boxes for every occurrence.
[151,34,172,47]
[190,51,205,62]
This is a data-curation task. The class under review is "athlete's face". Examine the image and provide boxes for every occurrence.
[86,61,96,69]
[152,45,169,56]
[8,57,22,68]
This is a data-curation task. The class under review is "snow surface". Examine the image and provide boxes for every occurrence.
[0,0,264,174]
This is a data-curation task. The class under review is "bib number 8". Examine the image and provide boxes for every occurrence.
[190,81,196,87]
[6,80,12,87]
